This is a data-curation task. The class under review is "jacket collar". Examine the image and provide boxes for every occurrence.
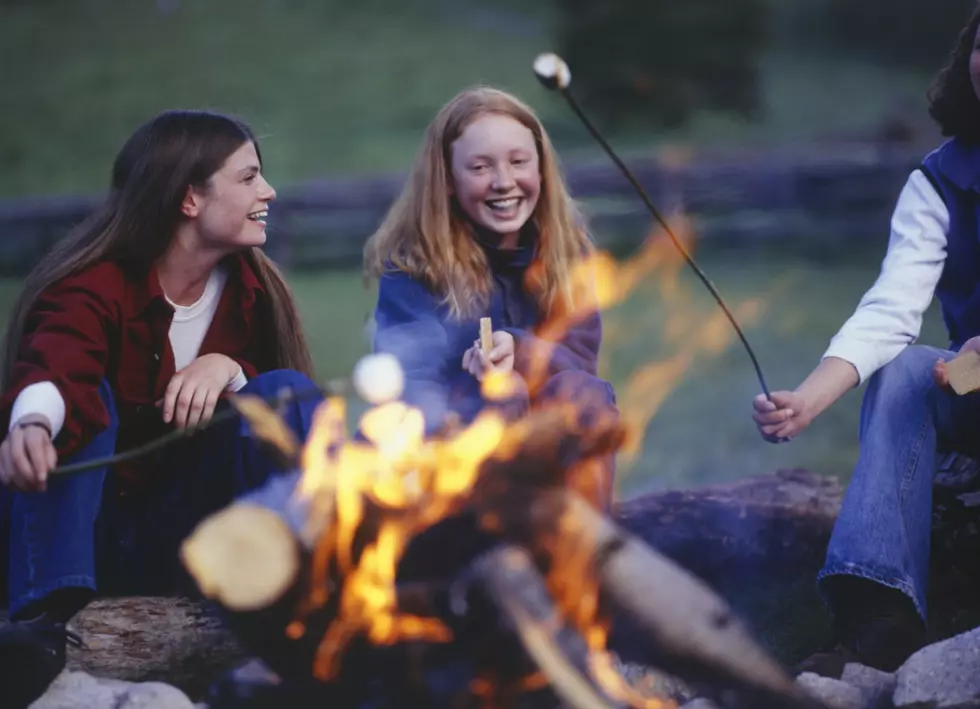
[474,224,537,271]
[125,250,264,320]
[932,138,980,192]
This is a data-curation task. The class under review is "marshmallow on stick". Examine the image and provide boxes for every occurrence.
[480,318,493,356]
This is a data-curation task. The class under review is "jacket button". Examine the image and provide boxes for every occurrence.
[153,353,160,361]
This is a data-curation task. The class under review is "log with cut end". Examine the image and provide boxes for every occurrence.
[180,502,301,612]
[485,487,827,709]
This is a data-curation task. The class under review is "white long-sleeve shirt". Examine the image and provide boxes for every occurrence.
[821,169,950,384]
[8,266,247,437]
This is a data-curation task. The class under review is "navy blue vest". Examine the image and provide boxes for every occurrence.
[919,138,980,348]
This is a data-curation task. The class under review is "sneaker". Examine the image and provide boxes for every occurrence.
[0,613,82,709]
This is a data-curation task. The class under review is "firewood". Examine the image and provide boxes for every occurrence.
[495,489,826,709]
[59,597,247,698]
[180,503,301,612]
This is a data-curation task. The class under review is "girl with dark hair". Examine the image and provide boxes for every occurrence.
[750,2,980,676]
[0,109,321,706]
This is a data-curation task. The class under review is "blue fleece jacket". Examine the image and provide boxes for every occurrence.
[371,232,603,433]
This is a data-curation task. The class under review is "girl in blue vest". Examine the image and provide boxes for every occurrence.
[750,4,980,675]
[363,86,617,514]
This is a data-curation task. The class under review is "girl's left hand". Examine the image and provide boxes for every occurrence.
[462,331,515,381]
[160,353,242,429]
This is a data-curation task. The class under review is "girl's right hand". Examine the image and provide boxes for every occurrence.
[752,391,811,443]
[0,414,58,492]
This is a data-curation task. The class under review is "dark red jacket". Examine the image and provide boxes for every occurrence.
[0,253,277,488]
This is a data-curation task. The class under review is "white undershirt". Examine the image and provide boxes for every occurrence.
[9,266,248,437]
[821,169,950,384]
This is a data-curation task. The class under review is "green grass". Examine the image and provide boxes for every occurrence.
[0,245,946,500]
[285,245,951,500]
[0,0,942,199]
[0,0,954,498]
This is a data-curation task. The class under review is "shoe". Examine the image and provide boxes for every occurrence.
[0,613,82,709]
[826,576,926,673]
[849,600,925,672]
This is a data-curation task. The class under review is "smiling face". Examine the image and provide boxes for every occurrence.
[449,112,541,248]
[182,141,276,250]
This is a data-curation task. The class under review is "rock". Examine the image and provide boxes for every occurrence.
[30,671,193,709]
[839,663,896,709]
[116,682,196,709]
[893,626,980,708]
[796,672,869,709]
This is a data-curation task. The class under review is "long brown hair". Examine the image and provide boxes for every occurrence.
[363,86,592,320]
[1,109,314,389]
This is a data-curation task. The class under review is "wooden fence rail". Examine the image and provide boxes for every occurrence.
[0,142,925,275]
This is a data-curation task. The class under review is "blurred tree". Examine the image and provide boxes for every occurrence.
[798,0,976,70]
[551,0,770,129]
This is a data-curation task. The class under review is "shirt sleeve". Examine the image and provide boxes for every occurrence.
[8,381,67,437]
[226,366,248,392]
[0,273,115,456]
[504,309,602,379]
[372,271,455,432]
[822,169,949,384]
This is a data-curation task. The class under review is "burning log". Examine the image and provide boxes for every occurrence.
[470,545,626,709]
[178,394,831,709]
[484,487,822,709]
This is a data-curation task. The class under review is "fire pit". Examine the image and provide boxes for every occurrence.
[177,350,825,709]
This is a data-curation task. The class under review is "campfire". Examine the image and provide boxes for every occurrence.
[176,240,822,709]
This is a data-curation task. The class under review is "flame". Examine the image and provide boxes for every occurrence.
[253,212,768,706]
[286,395,509,680]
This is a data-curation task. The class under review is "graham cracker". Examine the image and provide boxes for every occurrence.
[480,317,493,356]
[945,349,980,395]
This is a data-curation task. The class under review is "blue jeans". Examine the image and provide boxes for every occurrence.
[1,369,323,619]
[817,345,980,620]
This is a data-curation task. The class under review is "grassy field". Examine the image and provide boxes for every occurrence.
[0,0,938,199]
[285,243,950,499]
[0,243,941,500]
[0,0,953,499]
